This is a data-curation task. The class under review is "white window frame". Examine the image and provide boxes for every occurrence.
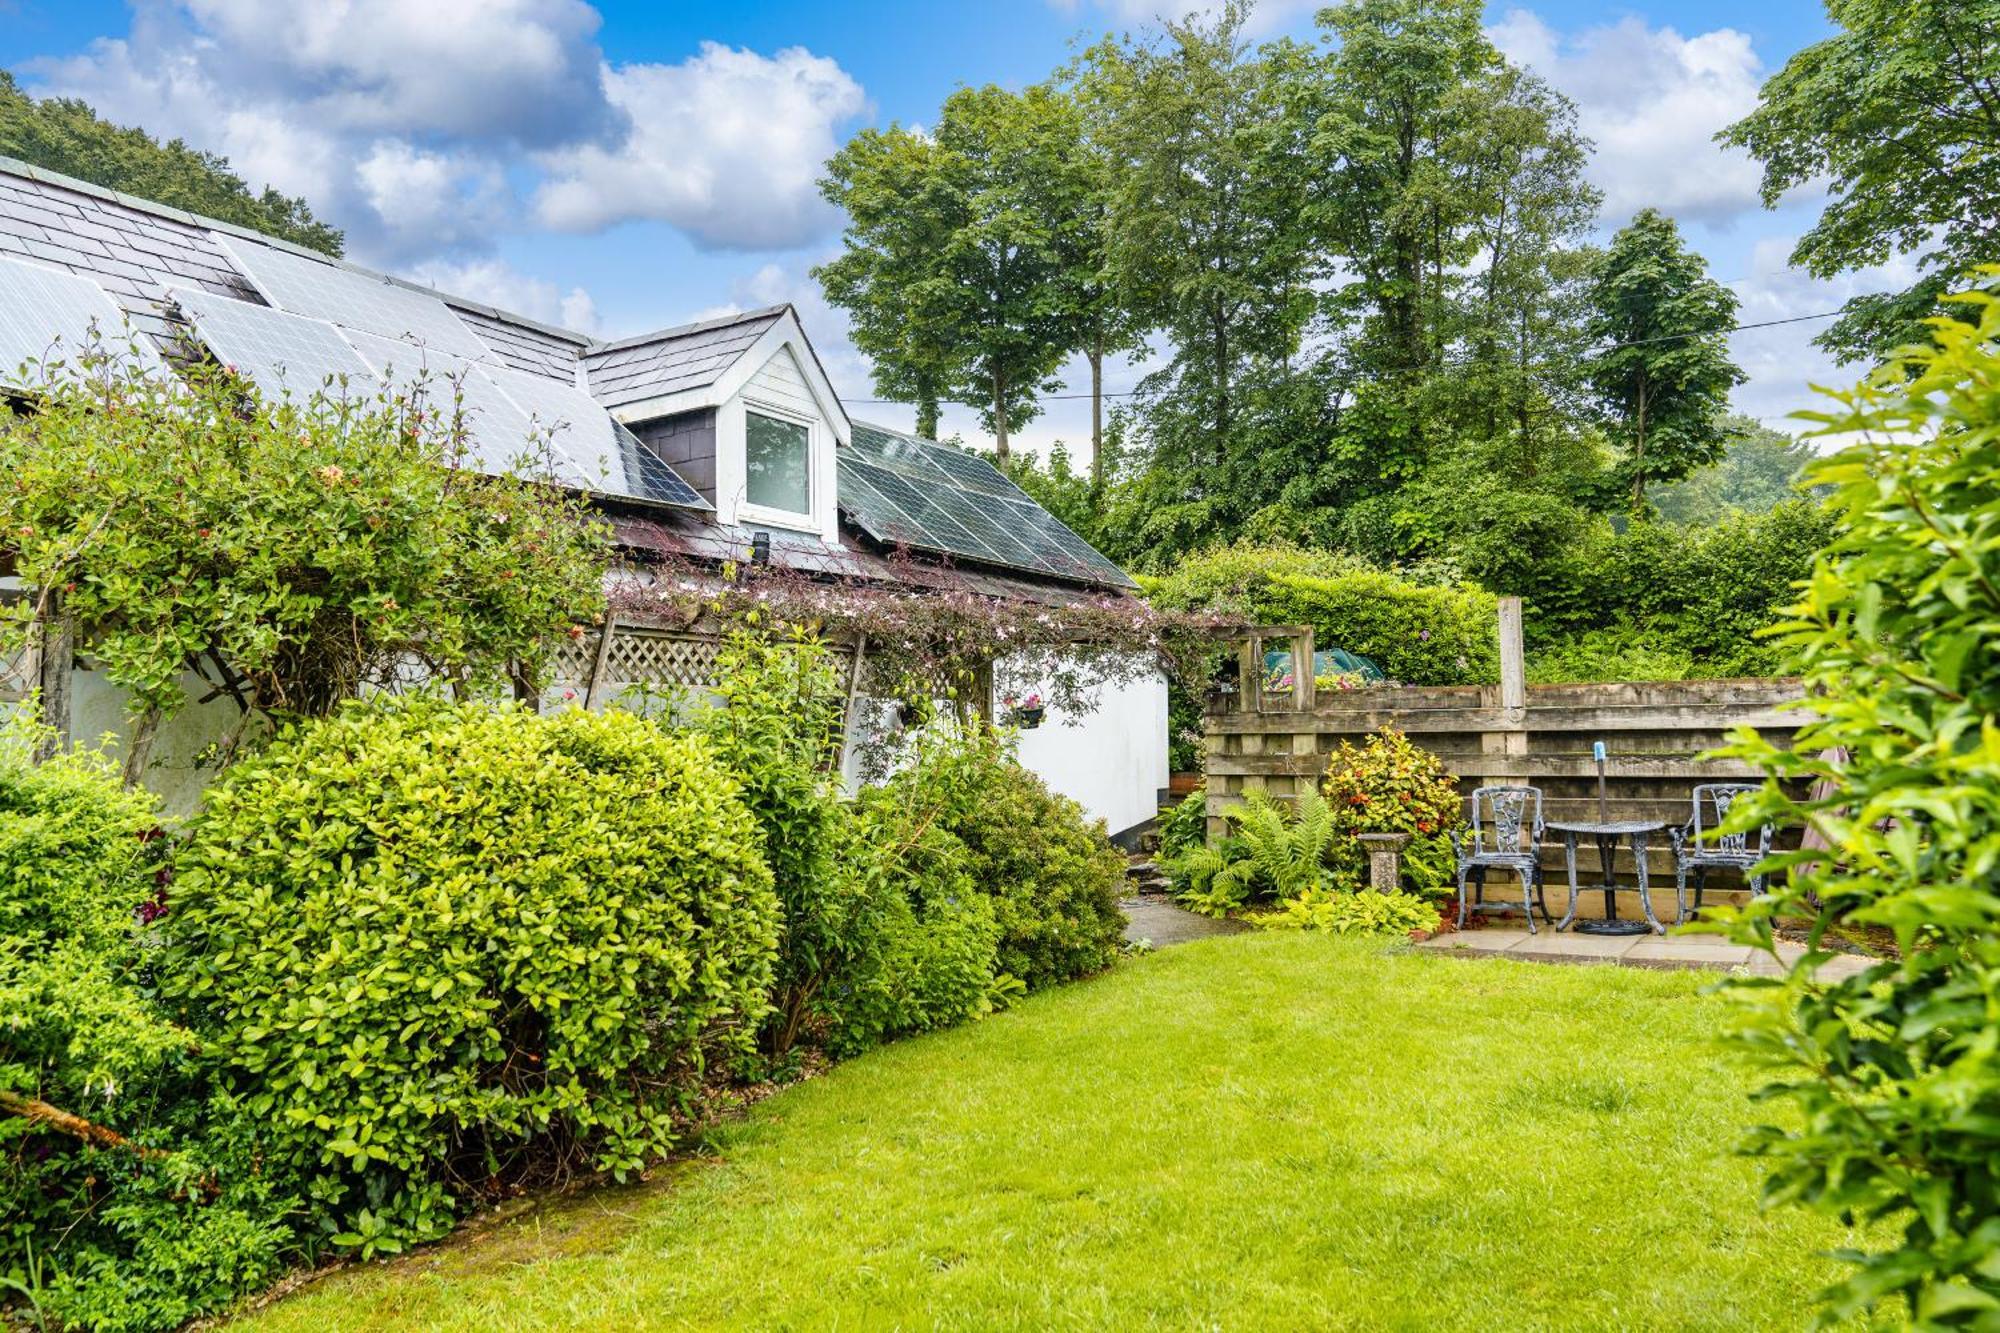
[735,397,820,532]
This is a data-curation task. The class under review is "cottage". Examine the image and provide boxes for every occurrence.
[0,155,1166,834]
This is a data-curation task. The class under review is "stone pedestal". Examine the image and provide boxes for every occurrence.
[1355,832,1413,892]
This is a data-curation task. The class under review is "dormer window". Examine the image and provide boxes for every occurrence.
[744,408,812,517]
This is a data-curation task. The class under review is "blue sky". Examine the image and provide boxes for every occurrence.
[1,0,1877,454]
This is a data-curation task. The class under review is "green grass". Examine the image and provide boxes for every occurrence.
[244,934,1853,1331]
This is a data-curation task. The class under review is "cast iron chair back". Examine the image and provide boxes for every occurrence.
[1465,785,1545,856]
[1688,783,1770,857]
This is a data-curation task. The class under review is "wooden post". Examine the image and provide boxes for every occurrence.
[1497,596,1525,723]
[583,617,618,711]
[833,633,868,773]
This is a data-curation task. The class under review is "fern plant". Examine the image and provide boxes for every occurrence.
[1164,790,1338,917]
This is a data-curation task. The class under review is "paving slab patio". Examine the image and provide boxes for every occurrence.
[1416,927,1885,976]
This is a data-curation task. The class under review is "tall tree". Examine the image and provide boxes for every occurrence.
[816,128,966,439]
[930,84,1076,461]
[1092,7,1316,466]
[0,72,342,256]
[1721,0,2000,361]
[1584,208,1744,508]
[1046,64,1151,486]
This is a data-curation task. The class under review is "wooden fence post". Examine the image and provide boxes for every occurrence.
[34,603,74,760]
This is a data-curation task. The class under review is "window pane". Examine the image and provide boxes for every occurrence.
[746,412,810,514]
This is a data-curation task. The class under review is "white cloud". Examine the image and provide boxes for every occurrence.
[20,6,862,267]
[533,44,866,251]
[1725,236,1919,432]
[406,257,600,335]
[1488,10,1768,227]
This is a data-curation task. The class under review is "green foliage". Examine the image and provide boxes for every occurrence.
[1713,285,2000,1325]
[830,791,1004,1055]
[1526,499,1841,679]
[164,697,780,1255]
[1721,0,2000,361]
[1144,542,1499,685]
[0,71,342,255]
[0,711,295,1333]
[1250,886,1441,936]
[1166,789,1340,917]
[1584,208,1744,507]
[877,726,1125,989]
[1156,783,1208,864]
[0,356,607,759]
[1651,415,1818,525]
[1320,728,1464,895]
[692,631,857,1056]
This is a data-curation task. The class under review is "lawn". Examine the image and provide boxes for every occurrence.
[242,933,1852,1331]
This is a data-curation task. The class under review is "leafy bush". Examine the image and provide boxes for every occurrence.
[1144,542,1498,685]
[1251,886,1442,936]
[1166,790,1341,917]
[164,697,779,1256]
[0,710,295,1332]
[829,792,1003,1055]
[1320,728,1464,894]
[1526,626,1698,684]
[692,631,865,1056]
[877,726,1125,990]
[0,358,606,775]
[1156,782,1207,863]
[1713,289,2000,1325]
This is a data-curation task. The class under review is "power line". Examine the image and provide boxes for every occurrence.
[846,302,1872,407]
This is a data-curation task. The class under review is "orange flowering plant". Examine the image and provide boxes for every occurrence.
[1319,727,1464,894]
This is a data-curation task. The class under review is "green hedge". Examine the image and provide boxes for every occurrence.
[1145,542,1499,685]
[166,698,780,1255]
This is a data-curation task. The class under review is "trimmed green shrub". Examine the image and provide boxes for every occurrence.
[1714,287,2000,1323]
[1156,782,1207,863]
[1144,542,1498,685]
[1320,728,1464,895]
[164,696,779,1256]
[879,726,1125,990]
[0,710,295,1333]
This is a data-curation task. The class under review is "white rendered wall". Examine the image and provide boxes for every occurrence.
[1006,663,1168,837]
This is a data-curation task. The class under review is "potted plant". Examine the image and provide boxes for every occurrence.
[1002,691,1046,729]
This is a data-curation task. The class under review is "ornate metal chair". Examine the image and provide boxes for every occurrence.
[1670,784,1774,924]
[1452,786,1550,932]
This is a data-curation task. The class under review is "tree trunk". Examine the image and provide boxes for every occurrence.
[0,1089,170,1161]
[916,384,940,441]
[34,600,74,761]
[121,703,163,790]
[1089,335,1105,490]
[992,366,1010,464]
[1630,379,1650,509]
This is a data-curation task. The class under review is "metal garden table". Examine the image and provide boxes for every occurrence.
[1549,819,1669,936]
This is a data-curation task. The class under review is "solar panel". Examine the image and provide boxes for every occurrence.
[838,423,1134,588]
[0,256,166,388]
[215,235,496,362]
[168,286,378,400]
[480,362,710,510]
[342,329,587,485]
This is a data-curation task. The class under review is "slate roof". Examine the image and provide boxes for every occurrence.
[583,307,785,409]
[0,154,1139,597]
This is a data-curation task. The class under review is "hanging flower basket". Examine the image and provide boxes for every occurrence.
[1002,693,1045,729]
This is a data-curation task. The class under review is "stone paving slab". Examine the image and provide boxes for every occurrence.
[1119,898,1250,947]
[1415,927,1886,977]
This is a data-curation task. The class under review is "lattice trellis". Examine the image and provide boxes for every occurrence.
[604,631,723,691]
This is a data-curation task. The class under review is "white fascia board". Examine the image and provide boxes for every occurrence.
[710,311,852,446]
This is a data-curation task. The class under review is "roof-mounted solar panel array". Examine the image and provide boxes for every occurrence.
[482,362,709,510]
[215,236,494,361]
[168,285,378,400]
[169,246,711,512]
[840,423,1134,589]
[0,255,166,389]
